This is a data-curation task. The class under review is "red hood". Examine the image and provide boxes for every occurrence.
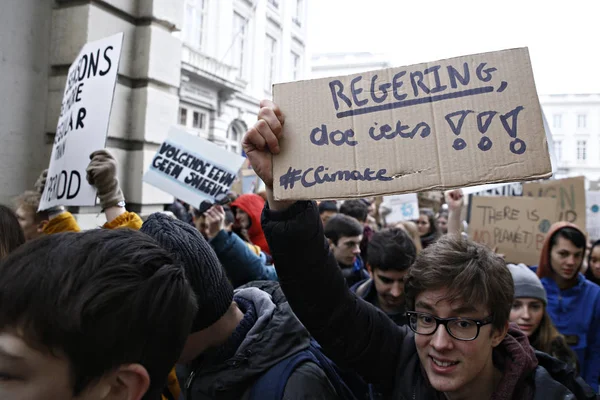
[537,222,585,280]
[491,324,538,400]
[231,194,270,255]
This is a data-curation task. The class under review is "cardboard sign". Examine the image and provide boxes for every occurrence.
[381,193,419,224]
[586,191,600,241]
[272,47,552,201]
[143,127,245,208]
[468,196,558,265]
[39,33,124,210]
[522,176,586,231]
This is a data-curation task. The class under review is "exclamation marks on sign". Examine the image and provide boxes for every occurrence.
[477,111,496,152]
[500,106,526,155]
[445,110,473,150]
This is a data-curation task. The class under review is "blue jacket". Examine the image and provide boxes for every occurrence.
[209,230,278,288]
[541,273,600,391]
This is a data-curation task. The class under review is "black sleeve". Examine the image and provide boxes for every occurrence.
[282,362,339,400]
[262,201,411,389]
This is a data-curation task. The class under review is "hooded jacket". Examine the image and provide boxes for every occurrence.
[535,222,600,391]
[231,194,270,256]
[183,281,337,399]
[262,201,596,399]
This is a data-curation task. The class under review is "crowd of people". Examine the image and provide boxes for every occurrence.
[0,99,598,399]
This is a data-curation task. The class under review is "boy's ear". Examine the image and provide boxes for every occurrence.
[99,364,150,400]
[491,321,509,348]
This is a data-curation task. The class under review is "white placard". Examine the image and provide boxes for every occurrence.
[39,33,124,210]
[143,127,245,208]
[587,191,600,240]
[382,193,419,224]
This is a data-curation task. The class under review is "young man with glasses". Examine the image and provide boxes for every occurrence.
[243,99,596,399]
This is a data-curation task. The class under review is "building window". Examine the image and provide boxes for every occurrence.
[178,107,188,126]
[577,140,587,161]
[192,111,206,130]
[232,12,247,79]
[554,140,562,161]
[290,52,300,80]
[577,114,587,128]
[293,0,303,26]
[183,0,207,49]
[227,122,243,154]
[553,114,562,129]
[264,35,277,92]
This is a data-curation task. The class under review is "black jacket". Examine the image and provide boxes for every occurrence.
[183,280,337,399]
[262,201,597,400]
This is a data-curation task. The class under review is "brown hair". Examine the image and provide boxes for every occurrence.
[529,308,579,369]
[405,235,513,331]
[0,205,25,259]
[13,191,49,223]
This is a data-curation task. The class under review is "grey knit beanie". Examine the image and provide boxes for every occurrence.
[141,212,233,332]
[507,263,547,305]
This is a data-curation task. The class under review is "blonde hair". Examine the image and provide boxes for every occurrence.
[394,221,422,254]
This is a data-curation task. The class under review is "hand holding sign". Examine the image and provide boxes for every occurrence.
[86,149,124,210]
[242,100,285,190]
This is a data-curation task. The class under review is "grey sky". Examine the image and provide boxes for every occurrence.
[307,0,599,94]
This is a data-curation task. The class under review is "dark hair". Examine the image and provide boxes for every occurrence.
[418,208,438,237]
[587,239,600,284]
[0,229,197,399]
[318,201,338,214]
[339,200,368,223]
[405,235,513,332]
[13,191,49,223]
[367,228,416,272]
[0,205,25,259]
[551,227,586,250]
[324,214,363,245]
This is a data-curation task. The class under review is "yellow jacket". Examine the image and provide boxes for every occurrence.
[42,211,143,234]
[42,211,180,400]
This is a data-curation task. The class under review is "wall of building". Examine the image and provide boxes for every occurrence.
[541,94,600,185]
[178,0,309,157]
[0,0,54,205]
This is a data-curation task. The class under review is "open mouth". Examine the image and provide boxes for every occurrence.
[430,356,459,371]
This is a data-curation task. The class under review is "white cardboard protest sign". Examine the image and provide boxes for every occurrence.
[587,191,600,241]
[39,33,124,211]
[143,127,245,208]
[381,193,419,224]
[272,48,552,201]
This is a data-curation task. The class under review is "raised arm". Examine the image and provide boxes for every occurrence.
[245,100,412,389]
[205,205,278,287]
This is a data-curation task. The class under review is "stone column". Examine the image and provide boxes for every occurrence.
[46,0,184,227]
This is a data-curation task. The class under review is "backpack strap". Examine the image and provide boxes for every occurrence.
[249,350,317,400]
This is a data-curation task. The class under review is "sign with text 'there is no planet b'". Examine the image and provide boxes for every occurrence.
[39,33,123,211]
[272,47,552,201]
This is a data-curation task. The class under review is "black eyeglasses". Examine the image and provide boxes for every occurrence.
[405,311,493,341]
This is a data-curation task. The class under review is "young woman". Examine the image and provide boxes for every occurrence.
[508,263,579,370]
[416,208,439,249]
[586,239,600,286]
